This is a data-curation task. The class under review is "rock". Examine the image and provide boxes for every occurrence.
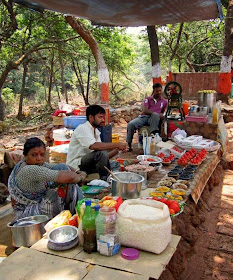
[220,158,229,170]
[182,224,199,245]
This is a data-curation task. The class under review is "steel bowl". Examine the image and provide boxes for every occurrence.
[8,215,50,247]
[48,226,78,247]
[109,172,144,199]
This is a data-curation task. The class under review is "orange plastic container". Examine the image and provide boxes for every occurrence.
[182,102,189,116]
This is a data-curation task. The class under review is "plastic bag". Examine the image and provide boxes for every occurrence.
[171,128,187,139]
[44,210,72,233]
[116,199,171,254]
[142,130,153,155]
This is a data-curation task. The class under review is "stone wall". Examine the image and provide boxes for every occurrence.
[110,106,142,124]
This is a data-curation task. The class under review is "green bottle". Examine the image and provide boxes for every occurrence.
[82,200,97,253]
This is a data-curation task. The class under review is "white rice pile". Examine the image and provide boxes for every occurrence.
[123,204,163,219]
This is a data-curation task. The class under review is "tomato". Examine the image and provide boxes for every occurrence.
[147,158,155,162]
[159,198,168,204]
[68,214,78,227]
[166,199,174,207]
[169,208,175,215]
[169,202,180,214]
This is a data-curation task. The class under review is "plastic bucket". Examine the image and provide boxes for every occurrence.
[63,116,87,129]
[112,134,120,143]
[53,129,70,146]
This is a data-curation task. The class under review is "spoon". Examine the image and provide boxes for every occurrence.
[104,166,121,182]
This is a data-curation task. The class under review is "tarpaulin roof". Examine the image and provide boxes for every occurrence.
[14,0,222,27]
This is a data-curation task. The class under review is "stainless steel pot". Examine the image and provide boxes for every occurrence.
[7,215,50,247]
[198,91,216,112]
[109,172,144,199]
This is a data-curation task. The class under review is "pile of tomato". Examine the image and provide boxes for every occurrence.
[189,149,207,165]
[177,148,207,166]
[157,152,175,164]
[151,197,180,215]
[177,148,196,166]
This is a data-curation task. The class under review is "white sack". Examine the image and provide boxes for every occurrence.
[116,199,171,254]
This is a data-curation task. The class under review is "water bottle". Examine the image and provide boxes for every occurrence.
[154,133,162,154]
[82,200,97,253]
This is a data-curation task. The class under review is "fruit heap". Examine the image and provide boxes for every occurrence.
[189,149,207,165]
[177,148,206,166]
[151,197,181,215]
[157,152,175,164]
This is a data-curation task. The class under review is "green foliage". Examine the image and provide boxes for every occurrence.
[2,87,14,104]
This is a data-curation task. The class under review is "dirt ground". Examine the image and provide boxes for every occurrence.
[0,121,233,279]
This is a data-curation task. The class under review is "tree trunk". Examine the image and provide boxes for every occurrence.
[167,23,184,81]
[65,16,109,103]
[86,55,91,105]
[147,26,161,84]
[17,62,28,120]
[72,59,86,103]
[218,0,233,99]
[58,42,68,103]
[47,52,54,107]
[54,79,61,101]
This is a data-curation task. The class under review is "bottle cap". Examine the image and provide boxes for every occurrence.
[85,200,91,206]
[121,248,139,260]
[94,204,100,211]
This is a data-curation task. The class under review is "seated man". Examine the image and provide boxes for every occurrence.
[66,105,128,181]
[127,83,168,151]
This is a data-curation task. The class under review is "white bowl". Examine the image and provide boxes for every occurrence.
[137,155,162,164]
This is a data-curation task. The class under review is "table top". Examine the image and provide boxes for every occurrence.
[141,153,219,204]
[28,234,180,280]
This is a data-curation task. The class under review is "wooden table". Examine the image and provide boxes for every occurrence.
[0,234,180,280]
[141,153,219,204]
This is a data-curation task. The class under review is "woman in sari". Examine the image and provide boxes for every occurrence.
[8,137,86,219]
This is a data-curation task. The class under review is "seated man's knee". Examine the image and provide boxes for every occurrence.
[151,112,160,120]
[96,150,109,160]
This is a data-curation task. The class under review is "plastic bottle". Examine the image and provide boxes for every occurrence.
[154,133,162,154]
[94,204,100,218]
[82,200,97,253]
[212,104,218,124]
[150,136,156,155]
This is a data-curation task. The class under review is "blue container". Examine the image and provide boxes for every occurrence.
[98,124,112,143]
[63,116,87,129]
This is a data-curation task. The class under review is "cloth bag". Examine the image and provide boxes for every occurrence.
[116,199,171,254]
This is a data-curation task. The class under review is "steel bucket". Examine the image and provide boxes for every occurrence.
[7,215,50,247]
[198,91,216,112]
[109,172,144,199]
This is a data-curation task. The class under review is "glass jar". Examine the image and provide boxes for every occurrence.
[96,207,117,239]
[95,207,119,256]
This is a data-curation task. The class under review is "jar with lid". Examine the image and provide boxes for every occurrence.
[95,207,120,256]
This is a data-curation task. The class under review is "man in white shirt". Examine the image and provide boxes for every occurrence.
[66,105,128,180]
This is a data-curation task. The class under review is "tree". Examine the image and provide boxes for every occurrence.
[65,16,110,103]
[218,0,233,101]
